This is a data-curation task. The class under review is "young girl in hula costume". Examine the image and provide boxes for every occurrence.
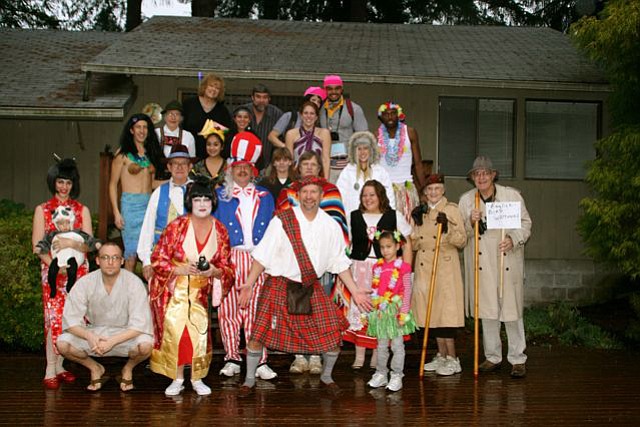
[366,230,416,392]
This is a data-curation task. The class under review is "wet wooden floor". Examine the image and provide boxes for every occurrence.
[2,344,640,426]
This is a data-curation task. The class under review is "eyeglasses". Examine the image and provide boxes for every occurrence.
[166,111,181,118]
[170,161,190,168]
[99,255,122,263]
[473,170,493,178]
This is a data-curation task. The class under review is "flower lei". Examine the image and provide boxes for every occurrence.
[378,121,408,167]
[370,258,403,312]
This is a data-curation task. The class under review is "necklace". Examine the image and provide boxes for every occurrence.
[378,122,407,167]
[371,258,403,310]
[126,152,150,168]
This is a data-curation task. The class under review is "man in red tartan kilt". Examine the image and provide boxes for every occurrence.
[237,176,372,393]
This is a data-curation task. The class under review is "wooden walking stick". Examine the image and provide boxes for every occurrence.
[419,222,443,379]
[474,191,480,378]
[499,229,506,301]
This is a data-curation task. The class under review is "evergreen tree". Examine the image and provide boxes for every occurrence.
[0,0,60,28]
[574,0,640,277]
[192,0,217,17]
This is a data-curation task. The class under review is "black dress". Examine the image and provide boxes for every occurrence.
[182,96,232,160]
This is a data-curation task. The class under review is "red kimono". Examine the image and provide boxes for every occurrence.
[39,197,88,349]
[149,215,234,380]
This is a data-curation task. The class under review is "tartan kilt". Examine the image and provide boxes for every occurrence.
[252,275,349,354]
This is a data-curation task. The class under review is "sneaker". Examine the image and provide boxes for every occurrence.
[256,364,278,380]
[289,355,309,374]
[478,359,502,372]
[165,379,185,396]
[308,355,323,375]
[423,353,445,372]
[510,363,527,378]
[436,356,462,376]
[386,373,403,392]
[191,380,212,396]
[367,372,388,388]
[219,362,241,377]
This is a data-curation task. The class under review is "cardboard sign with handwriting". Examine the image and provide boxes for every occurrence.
[486,202,521,229]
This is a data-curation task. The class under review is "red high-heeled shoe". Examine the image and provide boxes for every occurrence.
[56,371,77,384]
[43,377,60,390]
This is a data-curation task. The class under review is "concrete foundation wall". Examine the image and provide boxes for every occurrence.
[524,259,614,305]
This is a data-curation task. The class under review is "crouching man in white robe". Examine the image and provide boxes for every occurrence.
[57,242,154,391]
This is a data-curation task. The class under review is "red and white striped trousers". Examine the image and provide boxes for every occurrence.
[218,248,267,363]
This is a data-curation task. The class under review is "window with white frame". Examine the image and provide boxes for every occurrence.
[438,97,514,177]
[525,100,599,179]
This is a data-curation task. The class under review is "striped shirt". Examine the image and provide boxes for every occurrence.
[241,103,283,170]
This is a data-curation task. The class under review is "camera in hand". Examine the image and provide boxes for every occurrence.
[479,219,487,235]
[197,256,210,271]
[330,131,339,141]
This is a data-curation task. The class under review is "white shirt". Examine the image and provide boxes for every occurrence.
[234,184,256,252]
[251,206,351,282]
[137,178,191,266]
[378,124,414,184]
[336,163,396,218]
[358,212,412,257]
[62,269,153,336]
[155,125,196,158]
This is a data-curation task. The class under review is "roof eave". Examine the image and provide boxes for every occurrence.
[0,106,126,120]
[81,63,611,93]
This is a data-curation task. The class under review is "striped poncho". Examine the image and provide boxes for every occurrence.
[276,181,349,247]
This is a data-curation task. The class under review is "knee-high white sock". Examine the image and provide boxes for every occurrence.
[321,351,339,384]
[243,349,262,387]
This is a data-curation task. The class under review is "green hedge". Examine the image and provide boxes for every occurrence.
[0,200,44,351]
[524,302,622,350]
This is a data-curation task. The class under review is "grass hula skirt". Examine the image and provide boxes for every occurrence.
[367,296,416,340]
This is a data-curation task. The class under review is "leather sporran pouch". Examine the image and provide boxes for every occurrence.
[286,280,313,315]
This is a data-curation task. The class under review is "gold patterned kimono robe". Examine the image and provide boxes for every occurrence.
[149,215,234,380]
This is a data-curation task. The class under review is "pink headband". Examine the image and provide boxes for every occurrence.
[323,75,343,87]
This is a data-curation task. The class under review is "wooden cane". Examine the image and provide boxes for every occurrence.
[499,228,506,300]
[474,191,480,378]
[419,222,443,379]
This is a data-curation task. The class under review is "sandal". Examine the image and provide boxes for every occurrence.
[87,376,109,392]
[116,375,134,392]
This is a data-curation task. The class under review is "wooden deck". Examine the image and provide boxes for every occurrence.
[2,343,639,426]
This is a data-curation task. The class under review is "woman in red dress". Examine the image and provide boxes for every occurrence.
[32,158,93,389]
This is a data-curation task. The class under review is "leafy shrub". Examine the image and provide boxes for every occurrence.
[524,302,622,350]
[573,2,640,277]
[625,293,640,343]
[0,200,44,351]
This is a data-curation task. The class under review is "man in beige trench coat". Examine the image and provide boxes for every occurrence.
[459,156,532,378]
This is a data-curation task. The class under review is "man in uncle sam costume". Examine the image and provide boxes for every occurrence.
[213,131,278,381]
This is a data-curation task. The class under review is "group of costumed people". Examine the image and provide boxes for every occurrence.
[32,85,532,394]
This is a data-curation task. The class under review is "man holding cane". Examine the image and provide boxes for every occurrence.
[459,156,532,378]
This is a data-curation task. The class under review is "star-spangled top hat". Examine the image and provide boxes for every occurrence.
[228,131,262,176]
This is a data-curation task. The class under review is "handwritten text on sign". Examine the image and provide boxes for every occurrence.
[486,202,521,229]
